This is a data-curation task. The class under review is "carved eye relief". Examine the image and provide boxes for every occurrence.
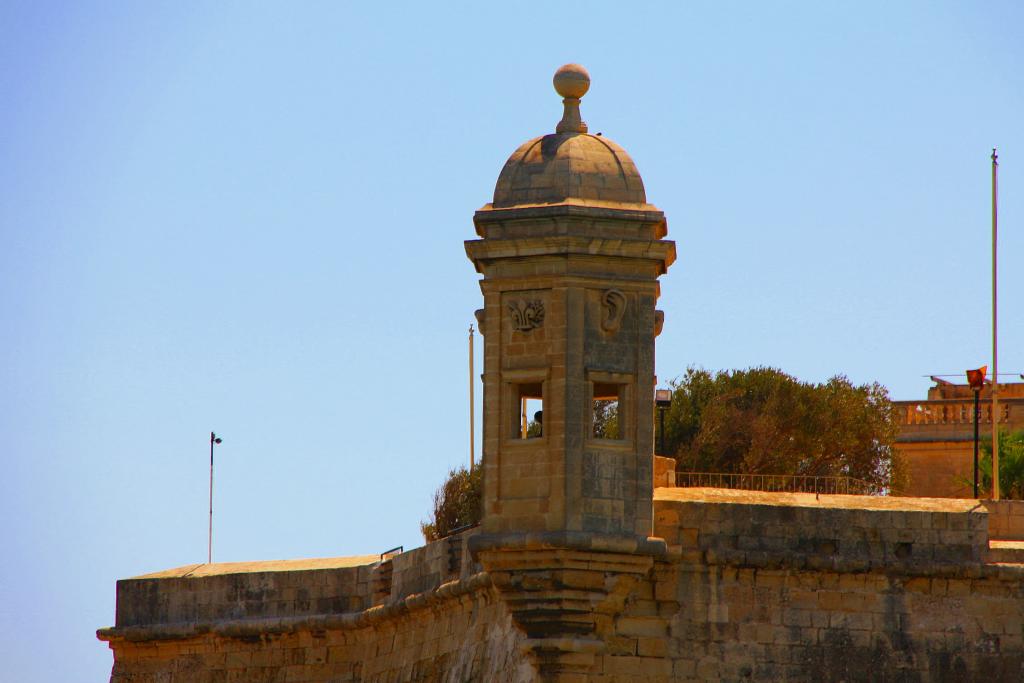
[600,289,627,333]
[508,300,545,332]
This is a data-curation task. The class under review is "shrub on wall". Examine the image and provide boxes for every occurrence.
[420,466,482,542]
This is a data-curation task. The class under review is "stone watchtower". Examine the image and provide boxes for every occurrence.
[466,65,676,679]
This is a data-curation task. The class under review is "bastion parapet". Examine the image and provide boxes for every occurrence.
[100,491,1024,680]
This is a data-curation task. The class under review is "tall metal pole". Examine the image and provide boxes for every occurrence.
[991,149,1000,500]
[469,325,475,473]
[209,431,215,563]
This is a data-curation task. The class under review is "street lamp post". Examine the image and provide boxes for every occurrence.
[966,367,986,499]
[655,389,672,456]
[209,431,223,564]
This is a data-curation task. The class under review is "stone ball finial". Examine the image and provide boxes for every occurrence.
[553,63,590,99]
[553,64,590,134]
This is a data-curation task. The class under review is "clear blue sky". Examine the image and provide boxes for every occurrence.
[1,2,1021,680]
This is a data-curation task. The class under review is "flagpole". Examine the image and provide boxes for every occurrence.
[469,325,475,473]
[991,149,1000,500]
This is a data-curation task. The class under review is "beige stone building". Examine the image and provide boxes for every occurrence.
[895,380,1024,498]
[99,65,1024,682]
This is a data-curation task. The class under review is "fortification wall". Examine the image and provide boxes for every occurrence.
[983,499,1024,541]
[106,577,527,683]
[641,490,1024,681]
[100,492,1024,682]
[101,528,537,682]
[646,563,1022,681]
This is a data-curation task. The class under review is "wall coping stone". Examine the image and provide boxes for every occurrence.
[127,554,380,580]
[97,572,493,644]
[469,531,666,558]
[655,487,984,513]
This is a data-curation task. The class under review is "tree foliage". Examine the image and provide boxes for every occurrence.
[420,466,482,542]
[593,399,619,439]
[974,430,1024,500]
[661,367,903,493]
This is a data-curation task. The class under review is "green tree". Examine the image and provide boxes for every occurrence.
[974,430,1024,500]
[660,367,903,494]
[593,399,619,439]
[420,466,482,542]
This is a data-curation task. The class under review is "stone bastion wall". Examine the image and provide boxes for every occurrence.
[99,489,1024,682]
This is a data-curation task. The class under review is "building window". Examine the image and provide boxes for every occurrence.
[587,371,632,443]
[593,382,622,440]
[514,382,544,439]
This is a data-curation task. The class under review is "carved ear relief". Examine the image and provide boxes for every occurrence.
[508,299,545,332]
[600,289,627,333]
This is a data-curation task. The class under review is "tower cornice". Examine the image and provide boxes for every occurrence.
[465,235,676,276]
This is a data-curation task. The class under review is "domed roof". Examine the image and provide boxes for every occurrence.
[488,64,650,211]
[492,132,646,208]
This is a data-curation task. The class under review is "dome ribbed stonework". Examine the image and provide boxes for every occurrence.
[492,133,647,209]
[481,63,655,212]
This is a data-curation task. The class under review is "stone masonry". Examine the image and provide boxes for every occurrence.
[99,65,1024,682]
[99,488,1024,682]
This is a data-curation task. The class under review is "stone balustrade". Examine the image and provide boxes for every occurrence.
[893,398,1018,427]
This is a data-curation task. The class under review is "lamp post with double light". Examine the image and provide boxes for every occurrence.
[966,367,986,498]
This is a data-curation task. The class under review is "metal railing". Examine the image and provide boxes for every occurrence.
[442,523,479,539]
[674,471,874,495]
[380,545,403,562]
